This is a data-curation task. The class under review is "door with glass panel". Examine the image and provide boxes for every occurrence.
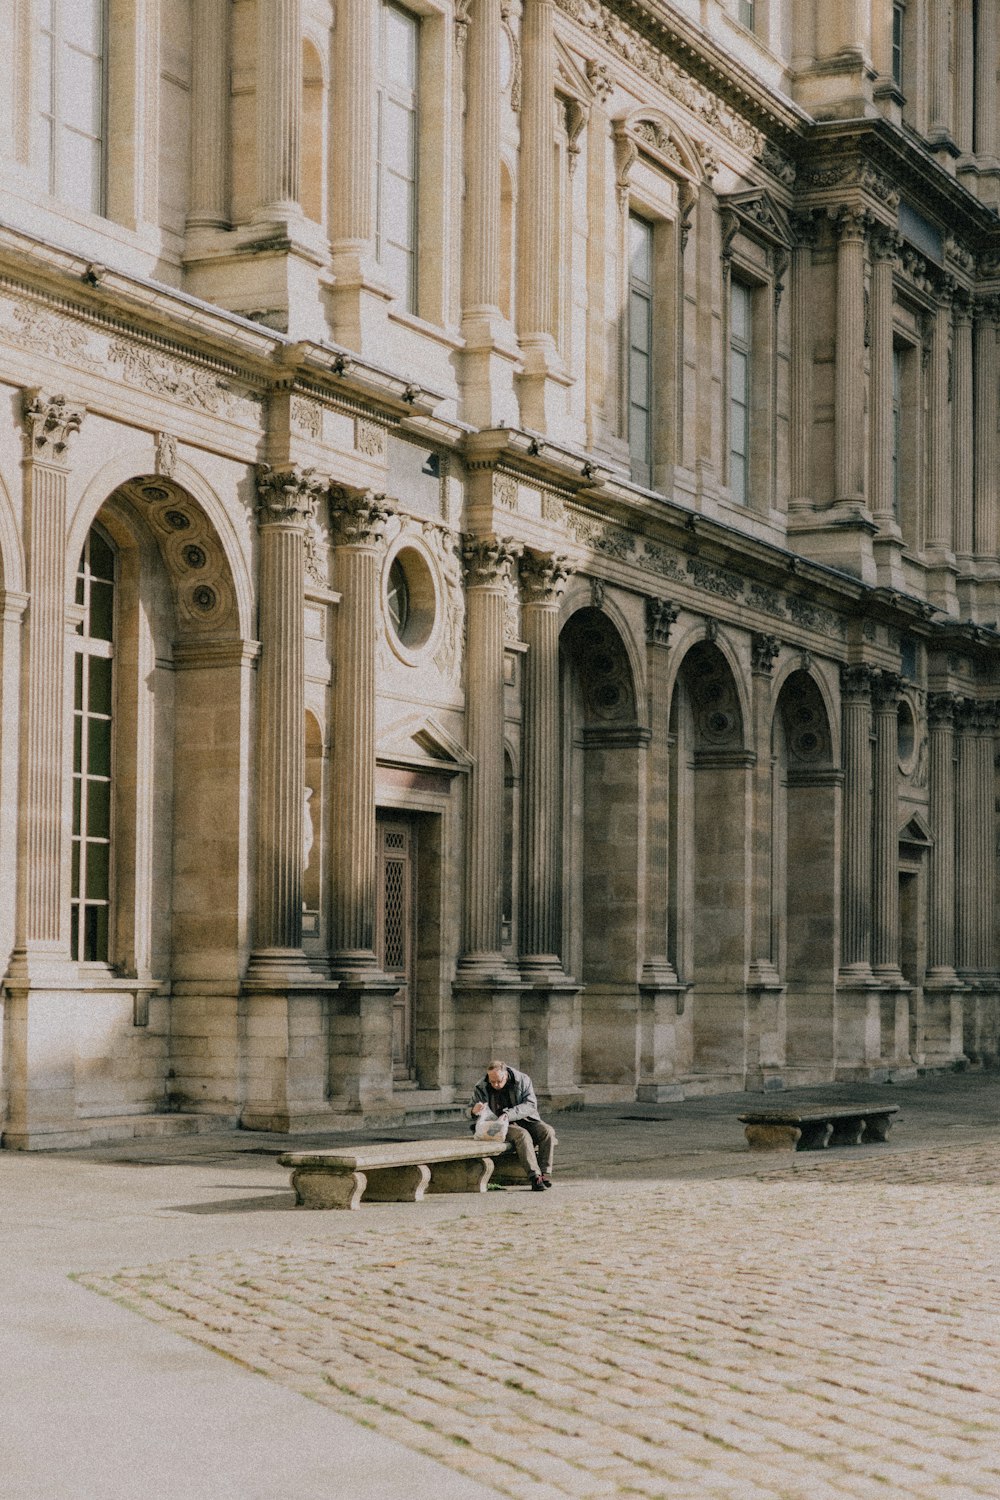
[376,816,416,1079]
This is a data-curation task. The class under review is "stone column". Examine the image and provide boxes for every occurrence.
[328,0,384,348]
[871,671,902,979]
[327,487,399,1113]
[926,282,957,612]
[975,1,999,157]
[519,551,571,975]
[515,0,561,431]
[788,212,817,511]
[746,634,786,1087]
[927,694,959,980]
[246,465,324,982]
[954,699,983,975]
[584,64,614,453]
[11,392,84,976]
[329,489,392,970]
[833,207,867,507]
[928,0,954,147]
[869,226,899,532]
[637,599,686,1101]
[974,300,999,565]
[839,665,873,979]
[187,0,229,229]
[459,535,522,971]
[254,0,302,222]
[953,0,974,155]
[517,550,580,1109]
[462,0,502,325]
[952,291,974,568]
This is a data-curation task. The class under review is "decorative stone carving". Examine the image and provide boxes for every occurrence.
[590,576,605,610]
[463,534,522,587]
[645,597,678,646]
[291,396,323,439]
[519,551,574,604]
[354,416,386,457]
[565,98,589,175]
[685,558,743,602]
[256,464,326,527]
[494,472,518,510]
[155,431,178,477]
[841,663,874,701]
[21,390,84,463]
[751,634,781,676]
[585,58,613,103]
[329,488,393,546]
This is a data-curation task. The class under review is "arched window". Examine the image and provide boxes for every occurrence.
[72,526,115,961]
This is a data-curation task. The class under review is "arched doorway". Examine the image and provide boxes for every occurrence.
[561,606,646,1095]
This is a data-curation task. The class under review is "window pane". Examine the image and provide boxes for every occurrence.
[88,655,112,715]
[629,290,651,353]
[731,457,747,505]
[629,349,649,409]
[74,652,83,711]
[87,715,112,776]
[89,579,114,641]
[85,840,109,900]
[58,125,102,213]
[82,903,108,962]
[62,0,103,53]
[731,282,751,343]
[385,5,418,87]
[61,48,103,134]
[731,348,748,399]
[86,777,110,838]
[71,838,81,897]
[629,215,652,284]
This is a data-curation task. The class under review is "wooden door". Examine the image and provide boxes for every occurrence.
[376,817,416,1079]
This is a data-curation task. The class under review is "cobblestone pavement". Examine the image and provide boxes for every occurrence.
[80,1136,1000,1500]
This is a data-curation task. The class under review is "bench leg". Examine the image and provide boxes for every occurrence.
[427,1156,496,1194]
[291,1168,367,1210]
[361,1163,431,1203]
[829,1117,865,1147]
[744,1123,802,1152]
[797,1120,834,1150]
[861,1114,894,1143]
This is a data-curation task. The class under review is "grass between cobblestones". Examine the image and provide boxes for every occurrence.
[78,1140,1000,1500]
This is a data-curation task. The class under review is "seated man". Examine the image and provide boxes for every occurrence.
[470,1059,556,1192]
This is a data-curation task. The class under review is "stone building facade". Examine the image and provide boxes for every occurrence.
[1,0,999,1146]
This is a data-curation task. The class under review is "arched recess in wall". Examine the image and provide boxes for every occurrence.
[773,668,838,1076]
[302,37,327,226]
[72,474,252,1000]
[559,605,645,1088]
[669,637,752,1081]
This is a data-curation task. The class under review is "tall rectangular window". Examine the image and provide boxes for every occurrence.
[729,279,752,506]
[72,528,115,963]
[628,213,654,488]
[737,0,755,30]
[37,0,106,215]
[892,2,905,88]
[376,3,419,313]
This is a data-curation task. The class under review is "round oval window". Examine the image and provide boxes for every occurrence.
[384,546,437,654]
[387,557,410,639]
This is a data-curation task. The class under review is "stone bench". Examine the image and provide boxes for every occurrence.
[738,1103,900,1153]
[279,1138,512,1209]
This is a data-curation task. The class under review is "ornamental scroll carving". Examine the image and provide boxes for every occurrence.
[21,390,85,464]
[329,488,393,546]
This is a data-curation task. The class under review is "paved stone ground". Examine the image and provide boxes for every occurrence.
[79,1123,1000,1500]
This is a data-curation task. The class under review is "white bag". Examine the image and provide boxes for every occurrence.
[474,1105,509,1141]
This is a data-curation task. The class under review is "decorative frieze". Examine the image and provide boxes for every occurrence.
[685,558,742,602]
[353,415,385,457]
[290,396,322,440]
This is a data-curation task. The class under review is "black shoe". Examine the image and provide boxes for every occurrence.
[530,1175,548,1191]
[540,1176,553,1188]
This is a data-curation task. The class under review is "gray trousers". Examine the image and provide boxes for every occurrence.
[506,1119,556,1178]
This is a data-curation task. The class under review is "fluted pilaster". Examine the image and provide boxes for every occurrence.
[789,214,817,510]
[834,208,867,505]
[462,0,502,318]
[953,0,974,154]
[749,634,781,981]
[461,536,522,966]
[249,466,325,973]
[516,0,555,345]
[975,2,999,156]
[255,0,302,220]
[927,286,954,552]
[331,0,373,251]
[840,665,873,975]
[928,0,953,145]
[187,0,229,228]
[643,599,679,985]
[871,671,902,976]
[15,392,84,964]
[329,489,392,967]
[952,293,974,562]
[927,693,959,977]
[954,699,997,975]
[869,227,898,528]
[519,551,573,973]
[974,301,999,560]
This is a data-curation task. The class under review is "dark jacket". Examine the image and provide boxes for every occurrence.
[469,1065,541,1126]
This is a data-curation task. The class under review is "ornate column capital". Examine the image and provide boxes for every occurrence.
[645,597,679,647]
[868,223,901,263]
[519,551,574,605]
[751,633,781,676]
[790,209,820,250]
[928,691,961,727]
[833,204,869,241]
[953,285,975,323]
[21,390,84,465]
[462,534,523,587]
[841,663,874,702]
[871,669,903,711]
[255,464,326,528]
[329,486,393,547]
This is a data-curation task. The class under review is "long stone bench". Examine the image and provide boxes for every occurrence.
[279,1138,512,1209]
[738,1103,899,1153]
